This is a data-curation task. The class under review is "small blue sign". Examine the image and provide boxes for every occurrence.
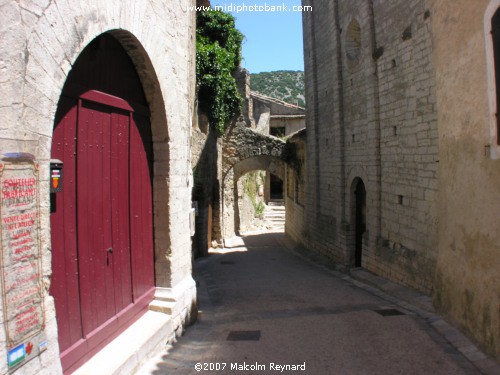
[8,343,25,368]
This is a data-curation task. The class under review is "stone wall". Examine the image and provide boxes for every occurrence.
[191,109,223,255]
[284,130,307,242]
[251,92,306,136]
[237,172,266,233]
[300,0,500,358]
[270,116,306,137]
[301,0,438,290]
[0,0,196,373]
[429,0,500,359]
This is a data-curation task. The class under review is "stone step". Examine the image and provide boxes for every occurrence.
[263,203,285,232]
[149,300,175,315]
[264,210,285,214]
[267,201,284,207]
[266,217,285,221]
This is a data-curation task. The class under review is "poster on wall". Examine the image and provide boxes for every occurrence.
[0,154,46,371]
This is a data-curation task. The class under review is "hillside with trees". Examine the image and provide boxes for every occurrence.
[250,70,305,107]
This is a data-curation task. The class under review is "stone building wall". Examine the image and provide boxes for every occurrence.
[301,0,438,290]
[284,130,307,242]
[0,0,196,373]
[300,0,499,358]
[251,92,305,135]
[270,116,306,137]
[191,110,223,256]
[429,0,500,359]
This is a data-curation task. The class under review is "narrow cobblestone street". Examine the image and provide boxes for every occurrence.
[135,232,498,375]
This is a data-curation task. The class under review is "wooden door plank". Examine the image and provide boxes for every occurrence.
[111,110,132,311]
[130,113,155,298]
[50,97,83,352]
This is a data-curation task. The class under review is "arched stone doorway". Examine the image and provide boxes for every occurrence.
[50,34,155,372]
[352,178,366,268]
[223,155,286,237]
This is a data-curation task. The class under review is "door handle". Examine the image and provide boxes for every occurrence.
[106,248,113,266]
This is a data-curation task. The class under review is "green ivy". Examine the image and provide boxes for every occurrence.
[196,10,244,136]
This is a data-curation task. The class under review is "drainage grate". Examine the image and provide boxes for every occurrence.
[227,330,261,341]
[374,308,405,317]
[220,260,235,265]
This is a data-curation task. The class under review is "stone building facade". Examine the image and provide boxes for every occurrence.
[0,1,197,373]
[429,0,500,360]
[297,0,499,358]
[300,0,438,292]
[250,92,305,137]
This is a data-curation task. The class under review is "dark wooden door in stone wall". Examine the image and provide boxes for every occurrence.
[50,34,155,373]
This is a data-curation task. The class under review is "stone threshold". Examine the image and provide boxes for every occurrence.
[72,310,174,375]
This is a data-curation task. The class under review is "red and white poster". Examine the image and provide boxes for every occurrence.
[0,161,45,355]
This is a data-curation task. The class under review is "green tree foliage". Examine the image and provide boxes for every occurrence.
[196,10,244,135]
[250,70,305,107]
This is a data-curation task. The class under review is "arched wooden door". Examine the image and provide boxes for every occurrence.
[50,35,155,373]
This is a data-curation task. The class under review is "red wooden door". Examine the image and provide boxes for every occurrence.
[77,100,132,336]
[51,91,154,373]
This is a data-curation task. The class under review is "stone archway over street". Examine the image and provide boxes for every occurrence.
[221,120,287,238]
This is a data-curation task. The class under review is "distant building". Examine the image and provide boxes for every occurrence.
[250,92,306,137]
[249,92,305,203]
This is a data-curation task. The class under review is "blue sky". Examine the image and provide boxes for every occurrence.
[210,0,305,73]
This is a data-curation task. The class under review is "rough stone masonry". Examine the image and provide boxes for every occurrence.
[0,0,197,373]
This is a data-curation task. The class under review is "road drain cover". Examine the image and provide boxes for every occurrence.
[220,260,235,265]
[374,308,405,316]
[227,330,261,341]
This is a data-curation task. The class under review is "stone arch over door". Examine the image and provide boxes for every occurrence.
[50,31,171,373]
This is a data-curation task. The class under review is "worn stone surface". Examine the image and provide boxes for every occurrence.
[135,231,492,375]
[298,0,499,360]
[191,110,222,256]
[300,0,438,294]
[429,0,500,359]
[285,129,307,241]
[0,0,197,373]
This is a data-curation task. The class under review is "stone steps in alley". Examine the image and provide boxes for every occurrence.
[264,200,285,232]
